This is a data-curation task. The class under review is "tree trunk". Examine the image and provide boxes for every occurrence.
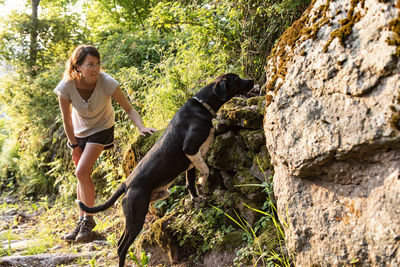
[30,0,40,76]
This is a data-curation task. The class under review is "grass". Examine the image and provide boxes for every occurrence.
[129,249,151,267]
[211,157,294,267]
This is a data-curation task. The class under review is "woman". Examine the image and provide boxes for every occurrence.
[54,45,156,242]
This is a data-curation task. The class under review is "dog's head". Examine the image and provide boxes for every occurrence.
[213,73,254,102]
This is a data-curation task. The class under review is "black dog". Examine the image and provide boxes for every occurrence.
[78,73,254,266]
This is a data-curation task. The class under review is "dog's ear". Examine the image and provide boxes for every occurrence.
[214,79,228,102]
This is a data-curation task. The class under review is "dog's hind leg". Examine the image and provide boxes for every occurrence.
[117,188,150,267]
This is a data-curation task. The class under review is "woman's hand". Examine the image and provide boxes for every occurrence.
[138,126,157,136]
[71,147,83,166]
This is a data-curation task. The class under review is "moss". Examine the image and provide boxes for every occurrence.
[135,212,177,261]
[253,147,273,174]
[133,128,166,161]
[246,96,266,117]
[121,129,165,176]
[218,97,264,129]
[253,221,281,252]
[323,0,364,52]
[265,0,330,95]
[137,213,173,246]
[239,129,265,152]
[207,133,252,171]
[387,17,400,58]
[233,168,263,195]
[215,231,245,252]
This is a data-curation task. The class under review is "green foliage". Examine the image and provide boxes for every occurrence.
[129,249,151,267]
[0,67,68,197]
[97,0,161,29]
[234,0,311,83]
[0,6,87,72]
[214,184,291,266]
[153,185,186,214]
[170,201,236,260]
[0,133,20,194]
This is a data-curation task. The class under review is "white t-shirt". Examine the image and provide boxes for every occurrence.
[54,72,119,137]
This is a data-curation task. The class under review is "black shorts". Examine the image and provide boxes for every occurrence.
[76,126,114,151]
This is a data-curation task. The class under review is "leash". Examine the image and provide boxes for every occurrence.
[193,96,217,118]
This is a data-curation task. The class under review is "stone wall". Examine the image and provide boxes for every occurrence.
[264,0,400,266]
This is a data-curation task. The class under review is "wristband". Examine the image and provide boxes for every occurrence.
[68,142,79,149]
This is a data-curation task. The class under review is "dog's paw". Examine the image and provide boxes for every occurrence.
[196,184,205,196]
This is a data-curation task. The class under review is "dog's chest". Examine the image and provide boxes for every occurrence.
[200,128,215,156]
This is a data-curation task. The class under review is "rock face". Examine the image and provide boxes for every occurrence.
[264,0,400,266]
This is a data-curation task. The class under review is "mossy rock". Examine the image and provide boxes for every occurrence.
[206,132,253,171]
[209,188,235,207]
[215,230,245,252]
[250,146,274,183]
[253,220,281,253]
[232,192,265,225]
[136,213,174,249]
[215,96,265,131]
[136,212,180,265]
[233,168,265,200]
[121,129,165,176]
[133,128,166,161]
[238,129,266,153]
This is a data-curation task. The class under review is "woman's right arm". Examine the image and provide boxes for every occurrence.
[58,96,81,165]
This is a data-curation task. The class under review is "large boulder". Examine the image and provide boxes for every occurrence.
[264,0,400,266]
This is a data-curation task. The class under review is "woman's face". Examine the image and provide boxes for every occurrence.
[78,54,100,84]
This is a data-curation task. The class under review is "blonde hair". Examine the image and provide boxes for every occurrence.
[63,45,101,81]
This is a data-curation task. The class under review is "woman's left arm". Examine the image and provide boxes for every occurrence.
[112,86,157,135]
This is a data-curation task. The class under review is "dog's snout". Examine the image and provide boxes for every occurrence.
[247,79,254,89]
[242,79,254,91]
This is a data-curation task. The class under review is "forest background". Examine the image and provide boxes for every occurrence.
[0,0,309,201]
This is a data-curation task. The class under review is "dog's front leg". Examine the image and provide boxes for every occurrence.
[185,151,209,196]
[186,168,198,199]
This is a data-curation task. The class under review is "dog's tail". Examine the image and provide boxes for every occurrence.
[76,183,126,213]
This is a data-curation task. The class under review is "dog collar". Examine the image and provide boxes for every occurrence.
[193,96,217,117]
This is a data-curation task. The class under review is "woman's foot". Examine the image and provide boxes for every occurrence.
[62,218,83,242]
[75,216,96,242]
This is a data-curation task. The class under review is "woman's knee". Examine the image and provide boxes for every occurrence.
[75,166,91,183]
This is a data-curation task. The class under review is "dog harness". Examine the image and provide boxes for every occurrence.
[193,96,217,117]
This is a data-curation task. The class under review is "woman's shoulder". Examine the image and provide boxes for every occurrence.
[99,72,117,83]
[55,78,75,94]
[57,78,75,90]
[98,72,119,93]
[54,78,75,99]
